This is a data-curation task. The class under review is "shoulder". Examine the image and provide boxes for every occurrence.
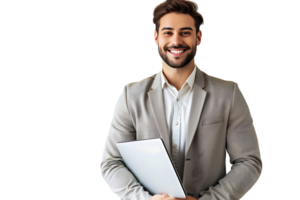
[204,72,236,92]
[124,73,157,97]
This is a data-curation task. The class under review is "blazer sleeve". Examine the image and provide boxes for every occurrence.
[100,86,153,200]
[199,83,262,200]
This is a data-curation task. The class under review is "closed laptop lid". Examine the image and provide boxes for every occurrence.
[116,138,186,198]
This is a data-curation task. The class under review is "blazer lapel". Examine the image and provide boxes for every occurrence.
[148,72,171,155]
[147,67,207,156]
[185,67,207,155]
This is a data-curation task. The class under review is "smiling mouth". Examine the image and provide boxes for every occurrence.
[167,49,187,56]
[167,49,187,53]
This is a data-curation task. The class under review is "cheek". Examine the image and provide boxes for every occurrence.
[160,40,166,46]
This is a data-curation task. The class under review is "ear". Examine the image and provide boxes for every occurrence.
[197,30,202,45]
[154,30,158,45]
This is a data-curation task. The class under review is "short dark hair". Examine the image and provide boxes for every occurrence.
[153,0,204,35]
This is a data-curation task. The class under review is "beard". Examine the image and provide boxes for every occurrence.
[158,41,197,69]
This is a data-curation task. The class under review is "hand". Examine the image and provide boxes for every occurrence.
[164,195,197,200]
[150,194,170,200]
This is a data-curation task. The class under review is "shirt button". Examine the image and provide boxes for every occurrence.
[175,122,178,125]
[177,99,179,101]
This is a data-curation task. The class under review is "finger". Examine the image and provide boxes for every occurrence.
[164,197,177,200]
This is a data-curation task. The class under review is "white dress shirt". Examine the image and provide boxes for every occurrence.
[161,65,197,181]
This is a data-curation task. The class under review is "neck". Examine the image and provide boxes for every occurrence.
[162,59,195,91]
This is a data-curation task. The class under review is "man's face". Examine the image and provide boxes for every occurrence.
[155,12,202,69]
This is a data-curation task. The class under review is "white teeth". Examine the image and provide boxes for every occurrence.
[170,50,184,54]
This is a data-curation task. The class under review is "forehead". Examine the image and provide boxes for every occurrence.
[160,12,195,31]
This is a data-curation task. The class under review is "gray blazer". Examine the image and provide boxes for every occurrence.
[101,66,262,200]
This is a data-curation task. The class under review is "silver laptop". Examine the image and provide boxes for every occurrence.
[116,138,186,198]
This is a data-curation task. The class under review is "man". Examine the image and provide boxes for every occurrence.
[101,0,262,200]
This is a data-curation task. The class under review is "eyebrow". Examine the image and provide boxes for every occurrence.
[161,27,193,31]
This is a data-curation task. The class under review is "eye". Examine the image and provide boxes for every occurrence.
[165,32,189,35]
[164,32,171,35]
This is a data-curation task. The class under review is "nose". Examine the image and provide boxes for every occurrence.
[171,33,183,47]
[167,33,189,49]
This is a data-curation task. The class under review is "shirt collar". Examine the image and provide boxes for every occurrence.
[161,64,197,90]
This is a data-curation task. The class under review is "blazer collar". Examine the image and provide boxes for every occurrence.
[151,66,206,91]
